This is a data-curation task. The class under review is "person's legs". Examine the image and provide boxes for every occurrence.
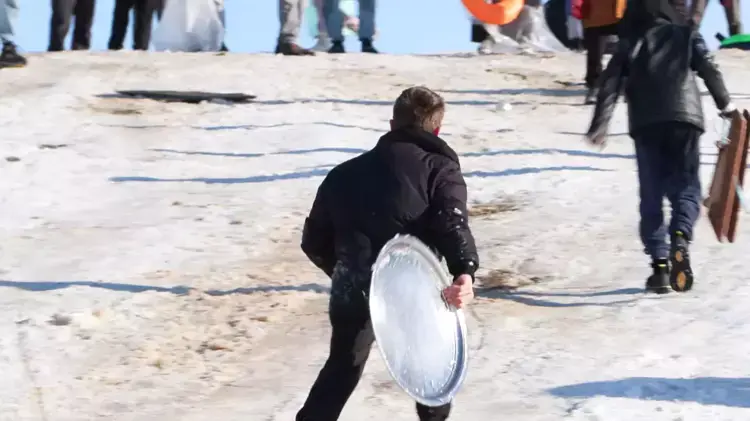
[132,0,154,50]
[663,123,701,292]
[108,0,133,50]
[663,124,702,244]
[723,0,742,36]
[49,0,74,51]
[582,25,605,102]
[0,0,25,68]
[295,296,375,421]
[633,126,672,293]
[688,0,708,27]
[277,0,314,54]
[153,0,164,19]
[0,0,18,43]
[323,0,344,52]
[358,0,377,52]
[311,0,331,51]
[416,402,452,421]
[71,0,95,50]
[634,131,670,261]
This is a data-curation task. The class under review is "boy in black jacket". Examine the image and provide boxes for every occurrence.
[295,86,479,421]
[585,0,735,293]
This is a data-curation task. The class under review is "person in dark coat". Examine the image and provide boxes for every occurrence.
[295,86,479,421]
[585,0,735,294]
[108,0,163,50]
[49,0,96,51]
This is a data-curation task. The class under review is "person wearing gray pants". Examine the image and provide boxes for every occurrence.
[689,0,742,36]
[0,0,25,68]
[276,0,315,55]
[324,0,377,53]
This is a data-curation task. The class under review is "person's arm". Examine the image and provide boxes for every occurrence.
[428,161,479,281]
[301,179,336,277]
[690,30,734,113]
[586,39,630,142]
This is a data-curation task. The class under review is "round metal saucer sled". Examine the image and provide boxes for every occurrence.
[369,235,469,407]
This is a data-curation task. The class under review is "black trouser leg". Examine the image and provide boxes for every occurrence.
[49,0,74,51]
[417,402,452,421]
[583,24,620,89]
[154,0,165,20]
[295,300,374,421]
[71,0,95,50]
[295,294,453,421]
[583,26,606,89]
[132,0,155,50]
[108,0,133,50]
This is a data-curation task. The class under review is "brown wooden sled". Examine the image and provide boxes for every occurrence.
[704,110,749,243]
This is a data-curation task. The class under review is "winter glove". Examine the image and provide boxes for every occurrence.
[719,102,738,119]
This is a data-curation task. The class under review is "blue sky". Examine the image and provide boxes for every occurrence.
[15,0,747,54]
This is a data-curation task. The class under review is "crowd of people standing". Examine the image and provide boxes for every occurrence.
[0,0,381,68]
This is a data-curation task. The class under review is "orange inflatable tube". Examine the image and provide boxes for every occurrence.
[463,0,525,25]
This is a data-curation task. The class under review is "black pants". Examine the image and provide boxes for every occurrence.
[296,290,452,421]
[582,24,619,89]
[633,122,702,259]
[49,0,96,51]
[108,0,162,50]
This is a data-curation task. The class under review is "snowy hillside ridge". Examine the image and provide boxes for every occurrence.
[2,50,750,420]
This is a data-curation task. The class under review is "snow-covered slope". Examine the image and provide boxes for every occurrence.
[1,49,750,421]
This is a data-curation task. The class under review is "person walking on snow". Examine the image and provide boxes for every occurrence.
[277,0,315,55]
[108,0,164,50]
[49,0,96,51]
[0,0,25,67]
[295,86,478,421]
[585,0,735,294]
[323,0,378,53]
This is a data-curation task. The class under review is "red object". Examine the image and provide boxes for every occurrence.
[572,0,585,20]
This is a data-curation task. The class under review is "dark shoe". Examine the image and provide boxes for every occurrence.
[275,42,314,56]
[669,231,694,292]
[361,38,378,53]
[0,43,27,68]
[584,87,598,105]
[328,40,345,54]
[220,43,229,52]
[646,259,670,294]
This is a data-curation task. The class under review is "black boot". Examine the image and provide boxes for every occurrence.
[328,40,345,53]
[669,231,694,292]
[0,42,27,68]
[646,259,670,294]
[361,38,378,53]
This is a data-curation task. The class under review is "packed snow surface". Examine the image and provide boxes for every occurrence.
[2,49,750,421]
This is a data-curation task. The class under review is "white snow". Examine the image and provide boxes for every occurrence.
[2,49,750,421]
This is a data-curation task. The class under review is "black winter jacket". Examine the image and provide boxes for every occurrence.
[300,127,479,282]
[588,20,732,136]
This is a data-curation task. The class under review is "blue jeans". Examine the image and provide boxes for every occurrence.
[633,122,702,259]
[0,0,18,44]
